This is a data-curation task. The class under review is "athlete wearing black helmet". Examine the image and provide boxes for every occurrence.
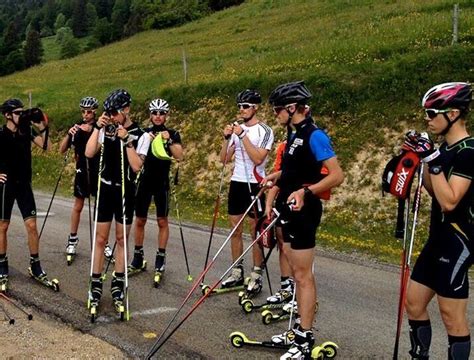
[220,89,274,294]
[0,97,55,292]
[264,81,344,359]
[404,82,473,360]
[59,96,101,264]
[85,89,143,310]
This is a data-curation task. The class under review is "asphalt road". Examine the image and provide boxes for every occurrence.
[4,192,473,359]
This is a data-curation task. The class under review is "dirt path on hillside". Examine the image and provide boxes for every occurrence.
[1,301,125,359]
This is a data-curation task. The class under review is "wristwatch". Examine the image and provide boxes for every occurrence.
[126,142,134,148]
[303,186,312,197]
[428,165,443,175]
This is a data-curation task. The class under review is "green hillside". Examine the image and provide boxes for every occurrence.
[4,0,474,263]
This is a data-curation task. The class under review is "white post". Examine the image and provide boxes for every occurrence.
[182,47,188,85]
[28,92,32,107]
[452,4,459,45]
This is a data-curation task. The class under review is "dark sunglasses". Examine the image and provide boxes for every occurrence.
[12,110,23,115]
[425,108,451,120]
[82,109,94,114]
[151,110,168,116]
[106,109,121,117]
[237,103,255,110]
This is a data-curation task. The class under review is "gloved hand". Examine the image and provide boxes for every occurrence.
[404,131,441,165]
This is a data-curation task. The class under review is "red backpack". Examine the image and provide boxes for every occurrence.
[382,150,420,199]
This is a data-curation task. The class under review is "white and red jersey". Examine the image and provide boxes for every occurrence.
[229,121,274,183]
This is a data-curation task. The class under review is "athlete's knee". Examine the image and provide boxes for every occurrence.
[157,217,168,229]
[95,234,107,248]
[24,219,38,234]
[73,198,85,212]
[0,221,9,233]
[405,295,427,318]
[135,217,147,228]
[439,307,467,334]
[292,267,314,287]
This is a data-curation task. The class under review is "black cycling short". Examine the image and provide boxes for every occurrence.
[411,222,474,299]
[96,182,134,225]
[0,181,37,221]
[227,180,265,218]
[73,167,98,199]
[276,193,322,250]
[135,184,170,218]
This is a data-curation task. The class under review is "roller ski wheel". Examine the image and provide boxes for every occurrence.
[66,254,75,266]
[241,298,286,314]
[201,282,246,296]
[89,301,98,323]
[0,276,8,293]
[113,299,126,321]
[28,268,59,292]
[229,331,290,350]
[311,342,338,359]
[154,271,163,288]
[128,260,147,276]
[261,308,293,325]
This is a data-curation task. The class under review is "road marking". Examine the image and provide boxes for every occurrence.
[132,307,177,317]
[36,211,54,218]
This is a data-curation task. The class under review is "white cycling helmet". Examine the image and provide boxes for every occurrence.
[149,98,170,113]
[79,96,99,109]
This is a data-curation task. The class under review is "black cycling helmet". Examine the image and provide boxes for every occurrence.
[80,96,99,109]
[422,82,472,111]
[1,98,24,114]
[103,89,132,113]
[269,81,312,106]
[236,89,262,104]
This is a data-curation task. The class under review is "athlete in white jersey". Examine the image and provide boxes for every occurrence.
[219,89,274,294]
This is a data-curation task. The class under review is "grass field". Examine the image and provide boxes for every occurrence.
[3,0,473,263]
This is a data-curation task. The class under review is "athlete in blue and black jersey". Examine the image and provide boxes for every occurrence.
[264,81,344,359]
[405,82,473,360]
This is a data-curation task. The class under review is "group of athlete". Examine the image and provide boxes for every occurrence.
[0,80,472,359]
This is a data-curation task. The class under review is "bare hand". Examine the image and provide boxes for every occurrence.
[97,113,110,128]
[116,125,129,140]
[161,131,170,141]
[223,124,233,139]
[0,173,7,184]
[287,189,305,211]
[68,124,80,137]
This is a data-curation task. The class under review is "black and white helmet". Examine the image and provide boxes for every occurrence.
[269,81,312,106]
[149,98,170,113]
[236,89,262,104]
[103,89,132,113]
[79,96,99,109]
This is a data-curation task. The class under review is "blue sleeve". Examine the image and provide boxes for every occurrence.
[309,130,335,162]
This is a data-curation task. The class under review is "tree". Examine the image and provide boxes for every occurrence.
[86,2,98,32]
[111,0,131,41]
[71,0,88,37]
[56,26,74,44]
[2,49,25,75]
[94,17,112,44]
[42,0,59,30]
[2,21,21,55]
[54,13,66,32]
[24,30,43,68]
[59,32,81,59]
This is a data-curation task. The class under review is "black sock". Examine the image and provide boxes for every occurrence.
[158,248,166,254]
[92,273,102,279]
[408,319,431,359]
[281,276,289,283]
[448,334,471,360]
[70,233,77,237]
[0,253,7,276]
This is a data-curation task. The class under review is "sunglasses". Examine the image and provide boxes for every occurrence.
[151,110,168,116]
[82,109,94,114]
[272,106,286,115]
[237,103,255,110]
[106,109,121,117]
[425,108,451,119]
[12,110,23,115]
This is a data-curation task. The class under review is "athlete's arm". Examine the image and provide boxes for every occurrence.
[32,122,51,150]
[0,173,6,184]
[220,136,235,164]
[265,185,280,220]
[169,143,184,161]
[422,166,434,196]
[240,135,269,165]
[431,174,471,212]
[85,114,107,158]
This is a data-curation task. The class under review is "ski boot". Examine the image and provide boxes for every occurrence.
[153,252,166,288]
[104,244,115,264]
[128,248,147,276]
[0,256,8,292]
[88,276,103,323]
[280,327,315,360]
[111,272,126,321]
[267,278,294,304]
[271,317,300,346]
[65,235,78,266]
[28,258,59,292]
[245,266,263,297]
[262,300,297,325]
[202,265,247,296]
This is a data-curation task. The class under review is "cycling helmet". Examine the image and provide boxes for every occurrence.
[422,82,472,110]
[1,98,24,113]
[149,98,170,112]
[80,96,99,109]
[236,89,262,104]
[103,89,132,113]
[269,81,312,106]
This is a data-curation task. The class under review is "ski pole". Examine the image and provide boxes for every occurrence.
[38,148,70,240]
[147,185,270,357]
[86,158,93,251]
[1,303,14,325]
[393,162,424,359]
[120,140,130,321]
[88,142,104,306]
[171,165,192,281]
[0,292,33,320]
[146,208,281,358]
[201,140,231,284]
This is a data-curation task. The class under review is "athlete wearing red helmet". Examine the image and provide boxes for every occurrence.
[405,82,473,360]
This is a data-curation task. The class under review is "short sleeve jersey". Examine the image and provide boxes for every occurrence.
[0,125,34,182]
[229,122,274,183]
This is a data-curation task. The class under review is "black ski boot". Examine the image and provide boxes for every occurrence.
[28,256,59,292]
[89,275,103,323]
[128,247,147,276]
[0,255,8,292]
[111,272,126,320]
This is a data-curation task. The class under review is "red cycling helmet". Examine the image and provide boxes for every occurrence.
[422,82,472,110]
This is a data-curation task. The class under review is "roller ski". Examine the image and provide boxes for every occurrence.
[0,256,8,292]
[111,272,126,321]
[230,331,338,359]
[153,252,166,288]
[88,275,103,323]
[127,248,147,276]
[280,327,338,360]
[28,258,59,292]
[240,278,294,312]
[201,265,248,296]
[104,244,115,264]
[262,300,298,325]
[65,235,78,266]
